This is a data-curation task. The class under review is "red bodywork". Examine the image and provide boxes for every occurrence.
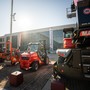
[63,28,75,48]
[0,41,11,60]
[63,38,75,48]
[2,40,20,64]
[20,52,44,70]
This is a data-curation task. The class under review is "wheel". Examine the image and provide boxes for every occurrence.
[76,43,82,48]
[45,56,49,65]
[32,62,39,71]
[0,58,3,63]
[11,61,15,65]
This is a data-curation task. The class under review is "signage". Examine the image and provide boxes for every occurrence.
[83,8,90,15]
[80,30,90,36]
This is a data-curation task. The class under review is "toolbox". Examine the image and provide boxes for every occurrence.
[51,79,65,90]
[9,71,23,86]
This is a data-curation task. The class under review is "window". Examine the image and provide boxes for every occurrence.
[64,31,72,38]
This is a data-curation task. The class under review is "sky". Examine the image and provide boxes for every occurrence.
[0,0,76,36]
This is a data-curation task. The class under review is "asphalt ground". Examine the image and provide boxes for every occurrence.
[0,53,57,90]
[43,54,90,90]
[1,53,90,90]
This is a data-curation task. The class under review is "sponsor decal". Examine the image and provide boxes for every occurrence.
[83,8,90,15]
[80,30,90,36]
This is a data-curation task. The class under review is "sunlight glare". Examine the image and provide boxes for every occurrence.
[16,14,33,30]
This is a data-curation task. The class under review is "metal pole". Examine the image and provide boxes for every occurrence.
[10,0,13,51]
[49,28,53,53]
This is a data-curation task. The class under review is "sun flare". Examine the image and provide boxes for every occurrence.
[16,14,33,30]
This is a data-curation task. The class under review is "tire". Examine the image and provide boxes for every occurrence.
[0,58,3,63]
[11,61,15,65]
[45,56,49,65]
[32,62,39,71]
[76,43,82,48]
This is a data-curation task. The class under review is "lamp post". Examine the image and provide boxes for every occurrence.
[10,0,16,51]
[10,0,13,51]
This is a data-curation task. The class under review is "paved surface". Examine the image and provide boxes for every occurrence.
[43,53,90,90]
[1,53,90,90]
[0,63,53,90]
[48,53,58,61]
[42,78,51,90]
[0,53,57,90]
[42,54,57,90]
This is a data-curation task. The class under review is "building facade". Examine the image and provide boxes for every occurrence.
[0,36,5,48]
[0,24,75,51]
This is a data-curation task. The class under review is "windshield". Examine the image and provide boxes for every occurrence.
[64,31,72,38]
[27,44,39,52]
